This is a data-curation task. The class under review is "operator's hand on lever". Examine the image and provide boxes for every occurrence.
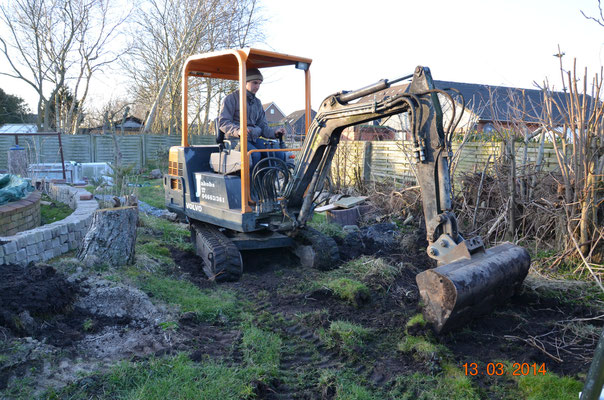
[275,127,285,143]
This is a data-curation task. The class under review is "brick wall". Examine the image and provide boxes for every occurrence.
[0,182,98,266]
[0,191,41,236]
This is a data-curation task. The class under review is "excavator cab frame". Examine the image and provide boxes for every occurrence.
[176,48,312,215]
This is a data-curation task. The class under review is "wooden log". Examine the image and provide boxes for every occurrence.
[78,206,138,267]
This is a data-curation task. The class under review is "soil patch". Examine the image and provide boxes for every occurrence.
[0,264,79,336]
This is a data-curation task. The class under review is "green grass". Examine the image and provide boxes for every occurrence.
[1,376,35,399]
[139,214,192,251]
[241,323,282,378]
[388,367,480,400]
[319,320,372,357]
[134,179,166,209]
[318,369,379,400]
[325,256,401,291]
[515,368,583,400]
[136,240,175,265]
[50,354,259,400]
[308,212,345,238]
[524,273,604,308]
[40,193,73,225]
[315,256,403,306]
[405,313,427,331]
[398,335,439,356]
[139,274,238,322]
[49,323,282,399]
[323,277,370,306]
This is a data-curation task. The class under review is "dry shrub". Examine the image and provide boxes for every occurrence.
[455,170,564,248]
[364,181,422,222]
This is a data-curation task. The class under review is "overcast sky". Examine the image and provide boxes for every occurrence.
[1,0,603,117]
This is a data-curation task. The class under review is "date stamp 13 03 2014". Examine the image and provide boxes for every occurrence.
[463,362,547,376]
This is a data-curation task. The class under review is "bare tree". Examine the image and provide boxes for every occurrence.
[539,57,604,265]
[0,0,130,133]
[125,0,263,135]
[0,0,55,131]
[581,0,604,27]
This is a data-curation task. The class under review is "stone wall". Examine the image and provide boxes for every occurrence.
[0,191,41,236]
[0,182,98,265]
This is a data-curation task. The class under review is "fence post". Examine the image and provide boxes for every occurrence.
[363,141,373,184]
[140,135,145,167]
[91,135,96,163]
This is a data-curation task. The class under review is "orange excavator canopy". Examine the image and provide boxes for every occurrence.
[183,48,312,80]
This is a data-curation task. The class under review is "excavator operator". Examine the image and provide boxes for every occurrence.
[218,68,286,172]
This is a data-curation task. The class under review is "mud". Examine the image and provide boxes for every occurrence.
[0,264,79,336]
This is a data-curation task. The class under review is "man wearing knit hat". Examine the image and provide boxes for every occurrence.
[218,68,286,171]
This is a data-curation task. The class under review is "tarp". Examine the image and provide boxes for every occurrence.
[0,174,34,206]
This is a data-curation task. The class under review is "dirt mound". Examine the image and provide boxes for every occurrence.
[0,264,78,334]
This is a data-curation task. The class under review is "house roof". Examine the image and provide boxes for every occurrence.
[359,80,576,124]
[115,116,143,129]
[282,109,316,125]
[0,124,37,133]
[262,102,286,117]
[87,116,144,132]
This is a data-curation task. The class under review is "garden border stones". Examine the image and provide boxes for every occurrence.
[0,181,98,266]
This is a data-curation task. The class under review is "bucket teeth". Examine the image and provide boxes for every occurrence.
[416,242,531,333]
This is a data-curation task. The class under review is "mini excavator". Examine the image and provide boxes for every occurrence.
[164,48,531,333]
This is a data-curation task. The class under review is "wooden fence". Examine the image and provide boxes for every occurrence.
[0,133,560,186]
[330,140,560,188]
[0,134,214,170]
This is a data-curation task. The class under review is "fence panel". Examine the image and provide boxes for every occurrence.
[118,136,143,167]
[0,136,16,170]
[92,136,115,165]
[63,135,93,163]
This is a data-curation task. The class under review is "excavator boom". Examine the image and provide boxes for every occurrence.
[284,66,531,333]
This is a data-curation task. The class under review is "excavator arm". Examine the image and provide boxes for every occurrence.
[283,66,531,333]
[283,65,470,252]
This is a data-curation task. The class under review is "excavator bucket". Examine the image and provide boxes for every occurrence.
[416,242,530,333]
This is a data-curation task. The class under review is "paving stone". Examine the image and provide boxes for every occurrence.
[26,233,37,246]
[43,229,52,241]
[16,248,27,262]
[14,235,27,248]
[3,241,17,255]
[43,249,54,261]
[26,244,38,256]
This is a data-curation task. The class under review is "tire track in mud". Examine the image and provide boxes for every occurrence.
[244,291,353,400]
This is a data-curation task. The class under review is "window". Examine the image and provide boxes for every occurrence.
[270,109,275,114]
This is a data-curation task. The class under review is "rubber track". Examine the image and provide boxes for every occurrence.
[191,222,242,282]
[295,227,340,271]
